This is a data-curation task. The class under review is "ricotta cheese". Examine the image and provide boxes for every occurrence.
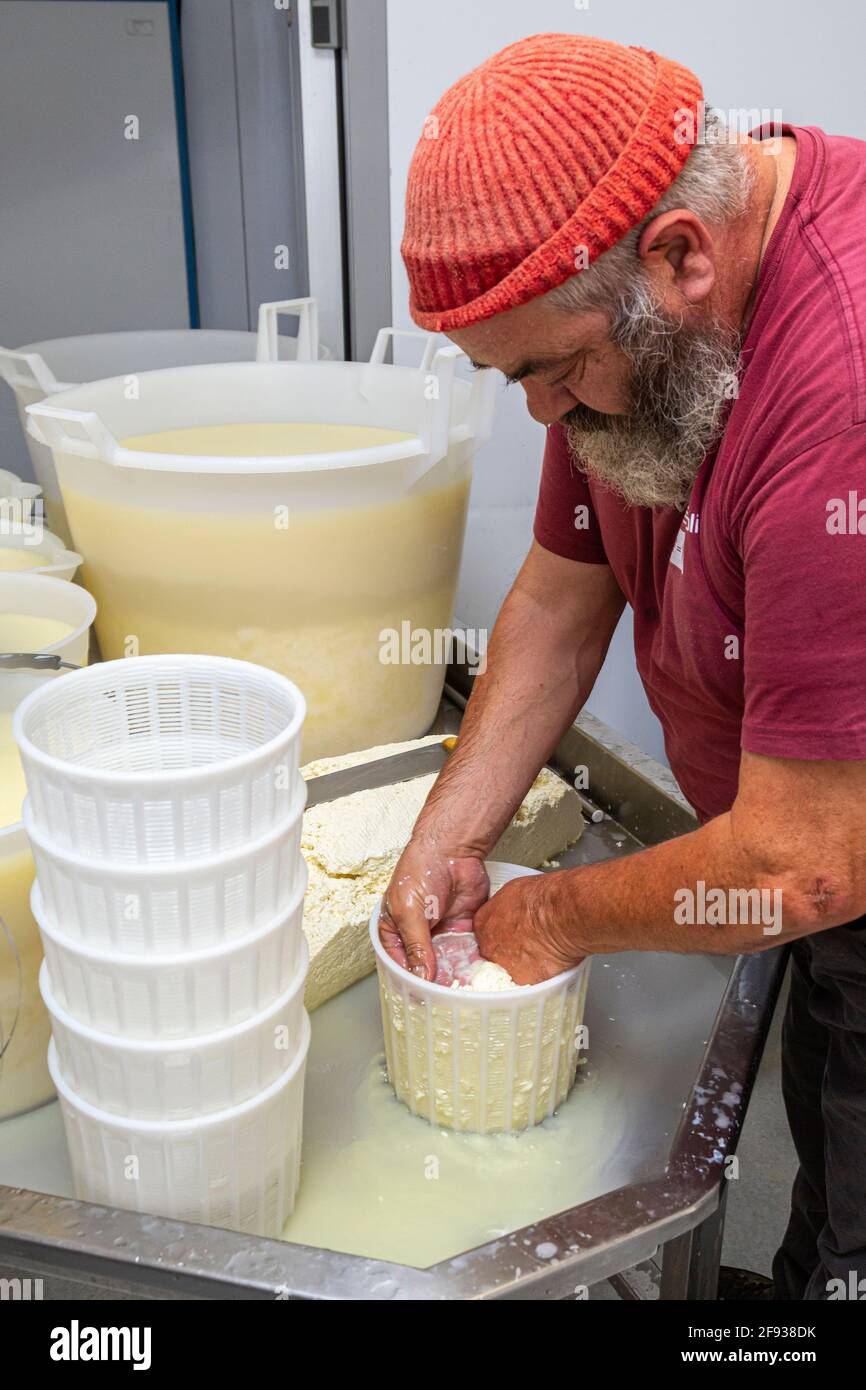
[300,735,582,1011]
[451,958,518,992]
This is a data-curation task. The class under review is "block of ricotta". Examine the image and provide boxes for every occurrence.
[300,735,583,1011]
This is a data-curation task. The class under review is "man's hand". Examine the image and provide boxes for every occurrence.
[473,872,585,984]
[378,841,490,980]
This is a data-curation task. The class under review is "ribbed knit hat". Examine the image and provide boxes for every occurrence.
[402,33,703,331]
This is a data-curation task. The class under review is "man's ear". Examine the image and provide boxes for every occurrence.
[638,210,716,307]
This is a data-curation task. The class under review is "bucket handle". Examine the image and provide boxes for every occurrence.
[0,347,59,396]
[404,343,460,483]
[461,362,497,448]
[369,328,439,372]
[25,404,119,460]
[255,298,319,364]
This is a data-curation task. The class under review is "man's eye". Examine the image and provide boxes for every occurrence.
[550,357,584,387]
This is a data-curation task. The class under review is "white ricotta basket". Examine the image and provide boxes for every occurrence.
[370,863,590,1134]
[41,949,308,1121]
[23,795,305,953]
[13,655,306,863]
[48,1015,309,1238]
[34,875,307,1040]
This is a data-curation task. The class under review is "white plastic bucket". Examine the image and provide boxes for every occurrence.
[33,875,307,1039]
[25,328,496,762]
[0,573,95,666]
[0,469,41,508]
[0,528,81,581]
[370,863,591,1134]
[0,298,330,542]
[14,655,306,864]
[48,1015,310,1237]
[41,950,308,1121]
[0,471,43,539]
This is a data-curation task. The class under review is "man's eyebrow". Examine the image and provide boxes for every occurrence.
[469,350,584,382]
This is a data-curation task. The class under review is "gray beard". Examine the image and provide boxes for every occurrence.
[563,289,741,510]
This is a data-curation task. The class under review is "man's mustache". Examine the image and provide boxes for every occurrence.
[561,401,621,433]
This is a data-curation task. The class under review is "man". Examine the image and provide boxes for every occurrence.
[381,33,866,1301]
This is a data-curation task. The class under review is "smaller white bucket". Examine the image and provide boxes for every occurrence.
[0,529,81,581]
[0,469,41,508]
[0,573,95,667]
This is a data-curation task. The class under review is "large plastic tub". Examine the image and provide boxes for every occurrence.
[26,329,496,761]
[0,299,329,543]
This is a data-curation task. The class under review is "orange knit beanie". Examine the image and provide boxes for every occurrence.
[402,33,703,331]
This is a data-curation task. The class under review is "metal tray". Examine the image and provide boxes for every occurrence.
[0,662,786,1299]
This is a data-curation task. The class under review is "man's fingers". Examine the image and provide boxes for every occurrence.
[378,889,437,981]
[378,910,408,970]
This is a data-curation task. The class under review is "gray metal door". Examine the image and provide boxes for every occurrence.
[0,0,195,343]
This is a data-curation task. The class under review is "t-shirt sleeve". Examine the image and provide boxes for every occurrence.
[533,423,609,564]
[739,426,866,761]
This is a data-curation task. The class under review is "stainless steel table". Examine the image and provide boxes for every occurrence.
[0,661,786,1299]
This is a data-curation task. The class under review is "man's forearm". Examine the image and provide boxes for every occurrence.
[544,811,842,958]
[414,550,623,856]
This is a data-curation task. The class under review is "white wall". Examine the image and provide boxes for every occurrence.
[385,0,866,761]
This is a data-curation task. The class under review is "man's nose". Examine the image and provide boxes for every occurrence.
[521,378,575,426]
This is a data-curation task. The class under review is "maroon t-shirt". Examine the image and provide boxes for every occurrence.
[533,126,866,823]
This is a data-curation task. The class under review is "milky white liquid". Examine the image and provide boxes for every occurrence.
[0,713,52,1119]
[62,423,470,761]
[0,714,27,828]
[0,615,73,653]
[121,422,416,458]
[281,974,615,1269]
[0,550,46,573]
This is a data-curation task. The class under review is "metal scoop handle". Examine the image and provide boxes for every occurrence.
[0,653,80,673]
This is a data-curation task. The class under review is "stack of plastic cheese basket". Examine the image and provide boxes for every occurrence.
[12,655,309,1237]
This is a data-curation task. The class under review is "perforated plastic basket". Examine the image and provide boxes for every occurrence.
[370,863,591,1134]
[13,655,306,863]
[49,1015,309,1238]
[41,945,308,1120]
[34,874,307,1039]
[24,795,305,953]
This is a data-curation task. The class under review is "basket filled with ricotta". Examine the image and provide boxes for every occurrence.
[369,862,590,1135]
